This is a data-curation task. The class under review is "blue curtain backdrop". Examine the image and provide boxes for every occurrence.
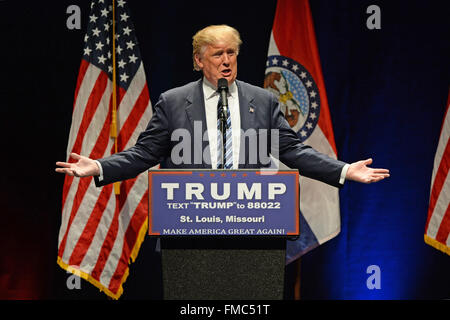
[302,0,449,299]
[0,0,448,299]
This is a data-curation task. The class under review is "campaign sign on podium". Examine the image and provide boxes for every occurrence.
[148,169,299,236]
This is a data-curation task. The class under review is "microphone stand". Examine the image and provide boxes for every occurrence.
[217,78,229,170]
[218,101,227,169]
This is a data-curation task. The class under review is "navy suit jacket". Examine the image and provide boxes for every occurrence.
[95,79,346,188]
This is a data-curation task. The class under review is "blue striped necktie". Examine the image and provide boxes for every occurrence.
[217,95,233,169]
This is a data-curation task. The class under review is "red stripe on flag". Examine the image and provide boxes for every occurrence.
[439,93,450,137]
[67,185,113,267]
[73,60,90,111]
[272,1,314,71]
[90,195,120,281]
[58,176,94,258]
[116,85,149,152]
[108,191,148,294]
[123,193,148,253]
[425,139,450,233]
[89,177,138,282]
[90,93,115,159]
[435,204,450,244]
[61,175,75,215]
[272,0,337,154]
[70,72,109,156]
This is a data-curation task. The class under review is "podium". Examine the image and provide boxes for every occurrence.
[148,169,299,300]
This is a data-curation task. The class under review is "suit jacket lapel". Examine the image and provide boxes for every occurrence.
[236,80,256,168]
[236,80,255,132]
[185,79,211,168]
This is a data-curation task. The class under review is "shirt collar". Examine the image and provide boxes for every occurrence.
[203,77,237,100]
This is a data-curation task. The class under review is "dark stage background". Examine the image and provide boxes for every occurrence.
[0,0,449,299]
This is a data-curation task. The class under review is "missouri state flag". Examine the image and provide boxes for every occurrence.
[264,0,341,263]
[424,90,450,256]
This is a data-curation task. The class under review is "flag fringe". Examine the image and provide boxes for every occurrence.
[130,217,148,263]
[57,256,122,299]
[424,234,450,256]
[57,219,149,300]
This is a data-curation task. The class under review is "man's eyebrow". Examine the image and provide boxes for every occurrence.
[212,49,224,55]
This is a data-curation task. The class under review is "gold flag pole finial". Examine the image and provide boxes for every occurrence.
[111,0,120,195]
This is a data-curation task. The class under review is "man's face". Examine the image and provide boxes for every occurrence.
[195,41,238,87]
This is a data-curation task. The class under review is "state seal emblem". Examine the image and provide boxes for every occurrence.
[264,55,320,142]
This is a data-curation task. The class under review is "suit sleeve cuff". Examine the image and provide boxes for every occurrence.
[94,160,104,182]
[339,163,350,185]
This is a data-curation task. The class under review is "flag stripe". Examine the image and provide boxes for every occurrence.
[91,176,140,283]
[73,60,90,111]
[98,176,143,286]
[79,185,117,273]
[426,172,449,239]
[68,185,114,267]
[59,175,79,244]
[124,195,148,263]
[116,64,147,127]
[425,139,450,233]
[126,99,153,149]
[430,103,450,188]
[58,177,95,258]
[68,69,107,157]
[116,84,149,151]
[435,197,449,243]
[90,196,120,281]
[66,64,102,156]
[108,192,148,294]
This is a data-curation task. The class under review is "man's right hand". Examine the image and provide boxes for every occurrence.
[55,153,100,177]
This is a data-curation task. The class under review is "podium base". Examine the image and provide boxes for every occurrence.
[160,238,286,300]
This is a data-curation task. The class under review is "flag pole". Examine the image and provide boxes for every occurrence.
[111,0,120,195]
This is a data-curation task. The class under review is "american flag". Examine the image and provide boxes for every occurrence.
[424,90,449,256]
[57,0,153,299]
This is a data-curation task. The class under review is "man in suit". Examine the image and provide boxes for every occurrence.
[56,24,390,299]
[56,24,389,186]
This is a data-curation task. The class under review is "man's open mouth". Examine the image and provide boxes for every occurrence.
[221,69,232,77]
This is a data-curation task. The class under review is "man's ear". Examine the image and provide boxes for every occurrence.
[194,53,203,70]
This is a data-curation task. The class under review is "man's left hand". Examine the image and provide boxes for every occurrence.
[346,158,390,183]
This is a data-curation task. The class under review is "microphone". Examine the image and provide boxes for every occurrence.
[217,78,229,118]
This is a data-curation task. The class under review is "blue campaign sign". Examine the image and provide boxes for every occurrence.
[148,169,299,236]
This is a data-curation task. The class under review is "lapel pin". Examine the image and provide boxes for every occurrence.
[249,107,254,113]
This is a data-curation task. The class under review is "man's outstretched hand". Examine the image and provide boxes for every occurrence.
[346,158,390,184]
[55,153,100,177]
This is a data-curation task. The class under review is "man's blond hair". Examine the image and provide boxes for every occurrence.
[192,25,242,71]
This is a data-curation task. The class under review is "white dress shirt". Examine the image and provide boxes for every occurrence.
[202,78,240,169]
